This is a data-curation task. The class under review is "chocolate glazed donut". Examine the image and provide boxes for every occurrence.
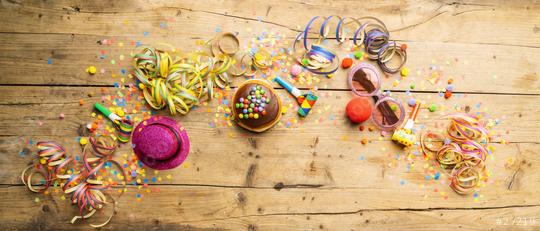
[232,79,282,132]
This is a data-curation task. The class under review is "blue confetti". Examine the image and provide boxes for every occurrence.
[400,180,406,186]
[215,27,222,33]
[358,155,365,160]
[151,177,157,182]
[434,172,441,180]
[121,68,126,75]
[425,175,431,180]
[143,31,149,36]
[47,58,52,65]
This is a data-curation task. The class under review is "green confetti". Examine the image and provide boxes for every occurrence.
[354,51,363,59]
[428,104,437,112]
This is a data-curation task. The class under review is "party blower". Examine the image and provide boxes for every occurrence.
[392,103,421,147]
[94,103,134,143]
[274,76,318,117]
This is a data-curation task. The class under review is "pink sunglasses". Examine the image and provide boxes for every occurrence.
[347,63,405,130]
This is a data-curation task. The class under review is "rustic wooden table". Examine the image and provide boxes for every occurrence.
[1,0,539,230]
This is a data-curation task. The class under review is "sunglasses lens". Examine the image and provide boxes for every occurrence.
[371,98,404,130]
[351,66,380,96]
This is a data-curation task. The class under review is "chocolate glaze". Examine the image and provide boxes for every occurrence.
[233,83,279,129]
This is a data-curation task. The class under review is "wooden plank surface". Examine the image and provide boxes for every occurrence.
[1,33,539,94]
[1,0,539,230]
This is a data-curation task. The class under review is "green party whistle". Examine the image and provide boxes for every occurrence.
[94,103,122,122]
[95,103,134,143]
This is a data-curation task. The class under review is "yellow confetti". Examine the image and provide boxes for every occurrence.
[116,108,125,117]
[79,137,88,145]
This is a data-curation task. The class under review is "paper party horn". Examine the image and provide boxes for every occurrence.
[274,76,318,117]
[392,103,421,147]
[94,103,133,143]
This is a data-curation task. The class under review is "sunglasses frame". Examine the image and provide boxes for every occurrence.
[347,63,406,130]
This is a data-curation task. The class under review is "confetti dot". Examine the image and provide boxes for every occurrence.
[428,104,437,112]
[79,137,88,145]
[400,67,409,77]
[86,66,97,75]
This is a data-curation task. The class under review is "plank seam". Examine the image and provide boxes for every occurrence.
[0,84,538,96]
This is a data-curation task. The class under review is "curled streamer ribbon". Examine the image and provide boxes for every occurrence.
[21,134,126,227]
[115,118,134,143]
[299,44,340,75]
[293,16,407,74]
[420,113,490,195]
[133,33,240,115]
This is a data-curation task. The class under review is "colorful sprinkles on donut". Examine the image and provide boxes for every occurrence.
[235,85,270,120]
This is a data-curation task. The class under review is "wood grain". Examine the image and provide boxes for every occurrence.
[1,186,539,230]
[0,86,538,208]
[0,0,539,230]
[0,33,539,94]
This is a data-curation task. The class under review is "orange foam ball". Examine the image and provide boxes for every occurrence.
[341,57,353,69]
[400,44,408,51]
[444,90,453,99]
